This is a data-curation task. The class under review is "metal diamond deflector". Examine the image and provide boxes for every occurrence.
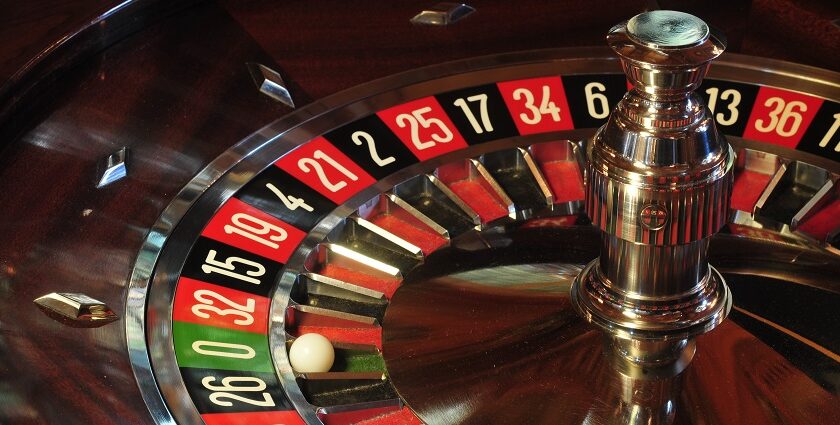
[410,3,475,26]
[246,62,295,108]
[34,292,118,327]
[96,147,128,188]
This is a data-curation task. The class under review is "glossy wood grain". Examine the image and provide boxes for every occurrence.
[0,0,123,83]
[0,0,205,131]
[221,0,838,103]
[0,3,288,423]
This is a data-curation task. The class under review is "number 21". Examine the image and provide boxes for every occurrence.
[298,150,359,192]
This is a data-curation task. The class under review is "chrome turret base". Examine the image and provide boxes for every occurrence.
[573,261,731,375]
[571,10,735,375]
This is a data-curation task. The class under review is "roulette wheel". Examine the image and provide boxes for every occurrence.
[0,1,838,424]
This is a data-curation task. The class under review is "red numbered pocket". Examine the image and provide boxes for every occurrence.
[274,137,376,204]
[743,87,823,148]
[378,96,468,161]
[202,198,306,263]
[497,77,574,135]
[173,278,270,334]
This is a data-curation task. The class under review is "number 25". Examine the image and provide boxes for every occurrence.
[396,107,453,150]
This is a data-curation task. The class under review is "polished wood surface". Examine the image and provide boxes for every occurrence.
[0,2,287,423]
[0,0,201,128]
[0,0,123,83]
[0,1,837,423]
[381,227,839,424]
[221,0,839,103]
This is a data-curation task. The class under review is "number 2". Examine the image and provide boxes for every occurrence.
[351,131,395,166]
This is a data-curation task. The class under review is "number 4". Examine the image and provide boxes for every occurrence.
[265,183,314,212]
